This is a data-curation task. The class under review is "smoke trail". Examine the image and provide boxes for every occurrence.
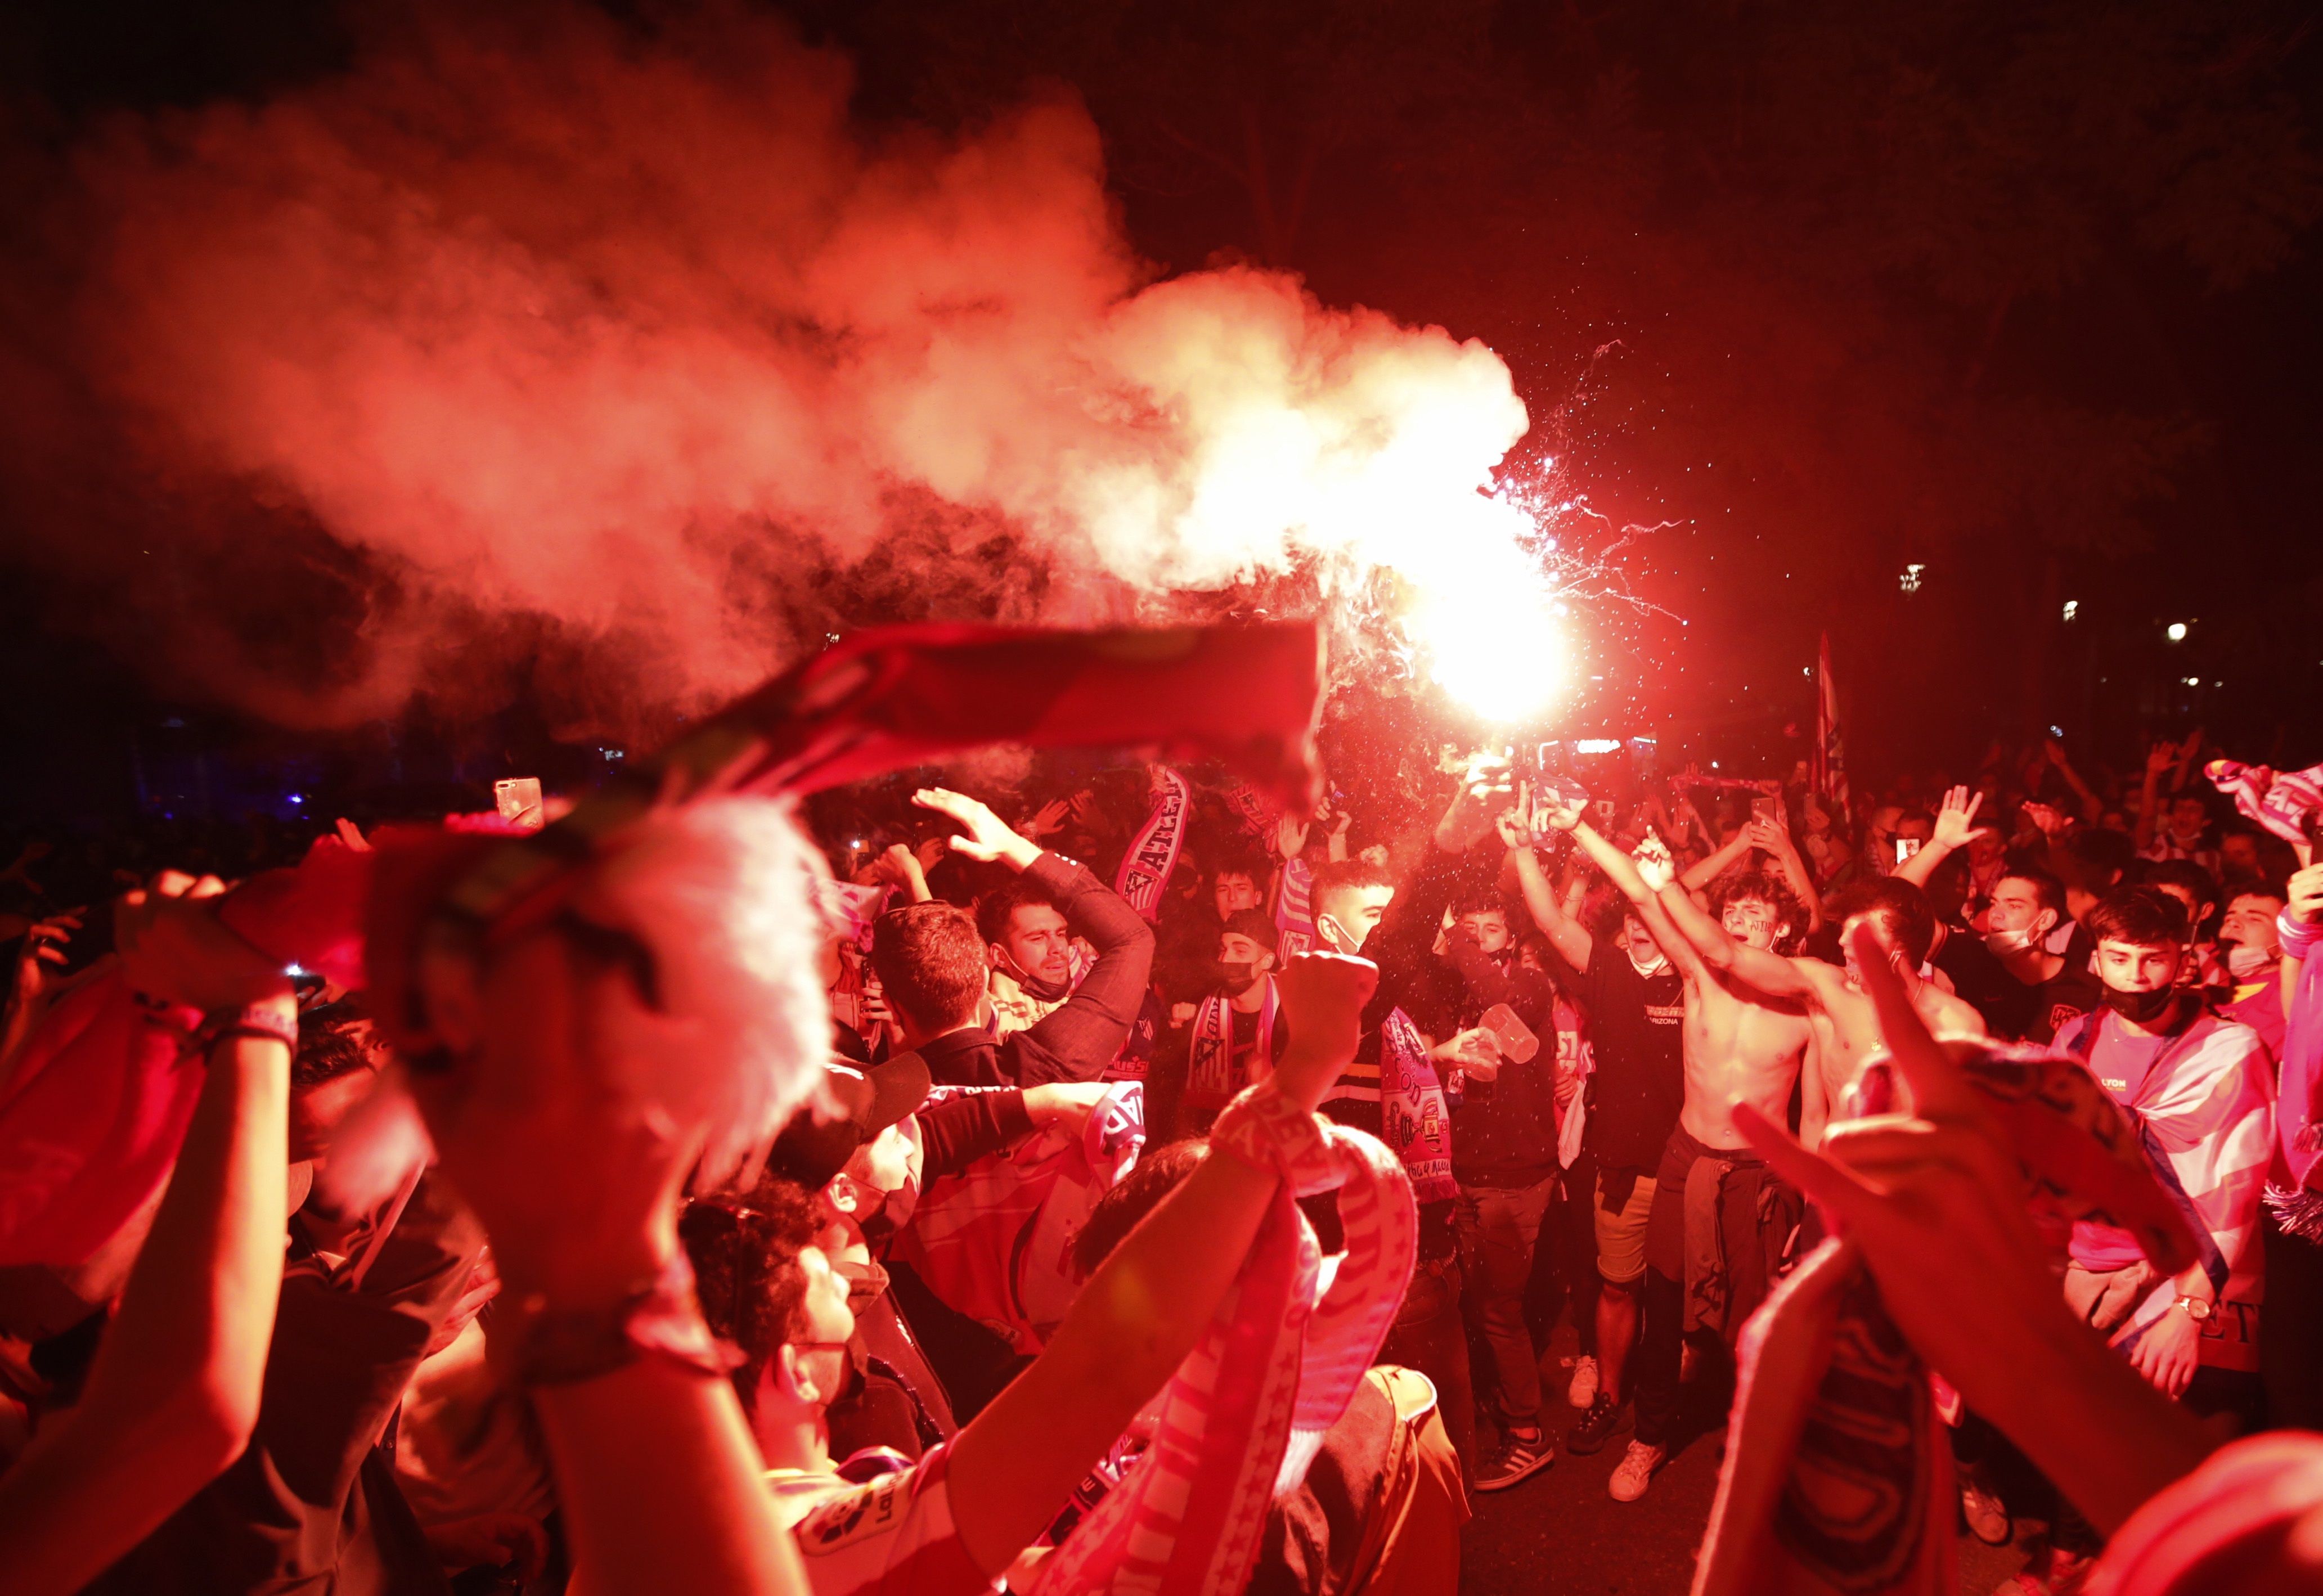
[1,5,1544,731]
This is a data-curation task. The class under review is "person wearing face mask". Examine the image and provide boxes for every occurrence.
[2217,886,2288,1058]
[2055,887,2273,1418]
[1297,763,1516,1483]
[1503,806,1689,1500]
[1170,910,1288,1135]
[1975,870,2101,1042]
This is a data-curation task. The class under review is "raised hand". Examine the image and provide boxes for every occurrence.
[1494,807,1534,851]
[1534,794,1588,834]
[2144,740,2179,780]
[914,787,1040,870]
[2020,801,2069,838]
[114,873,291,1013]
[1930,785,1990,851]
[870,843,931,901]
[333,817,372,853]
[1437,752,1516,852]
[1020,798,1071,840]
[1743,814,1790,856]
[2289,862,2323,927]
[1634,831,1677,892]
[1269,951,1379,1112]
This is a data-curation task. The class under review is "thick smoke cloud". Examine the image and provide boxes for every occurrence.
[2,6,1535,732]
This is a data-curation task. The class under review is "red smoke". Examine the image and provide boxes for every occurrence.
[2,6,1538,732]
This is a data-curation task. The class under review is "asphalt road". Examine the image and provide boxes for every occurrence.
[1458,1323,2042,1595]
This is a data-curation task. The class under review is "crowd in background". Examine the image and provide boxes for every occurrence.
[0,720,2319,1596]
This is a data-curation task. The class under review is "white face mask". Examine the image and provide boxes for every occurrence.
[1627,944,1669,977]
[2226,943,2275,981]
[1316,912,1358,956]
[1984,927,2039,956]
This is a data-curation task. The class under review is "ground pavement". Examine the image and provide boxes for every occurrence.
[1459,1321,2040,1595]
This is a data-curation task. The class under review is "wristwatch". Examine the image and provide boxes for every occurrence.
[2173,1295,2214,1323]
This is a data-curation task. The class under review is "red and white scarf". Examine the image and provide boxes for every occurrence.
[1115,767,1192,923]
[1272,854,1318,959]
[1696,1044,2200,1596]
[1027,1084,1416,1596]
[1185,979,1279,1118]
[1380,1009,1458,1203]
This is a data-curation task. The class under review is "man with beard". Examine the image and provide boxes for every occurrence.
[1526,804,1818,1501]
[871,788,1153,1089]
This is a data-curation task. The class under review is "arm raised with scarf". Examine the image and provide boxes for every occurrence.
[946,951,1374,1577]
[915,788,1156,1087]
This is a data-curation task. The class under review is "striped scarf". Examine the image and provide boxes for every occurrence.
[1115,767,1191,922]
[1695,1043,2199,1596]
[1185,979,1278,1119]
[1027,1085,1416,1596]
[1273,854,1318,959]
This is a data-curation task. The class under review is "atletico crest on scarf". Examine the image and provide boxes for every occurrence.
[1185,979,1279,1120]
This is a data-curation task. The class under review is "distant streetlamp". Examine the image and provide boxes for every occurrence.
[2166,622,2188,642]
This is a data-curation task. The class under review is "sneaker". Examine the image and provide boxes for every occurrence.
[1475,1427,1554,1492]
[1607,1440,1666,1503]
[1563,1392,1631,1455]
[1960,1475,2011,1546]
[1567,1353,1600,1408]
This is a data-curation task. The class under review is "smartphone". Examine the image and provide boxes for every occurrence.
[1751,794,1780,827]
[1895,838,1921,864]
[1592,798,1616,825]
[493,777,545,831]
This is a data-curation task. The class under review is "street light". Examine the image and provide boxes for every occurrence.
[2166,622,2188,642]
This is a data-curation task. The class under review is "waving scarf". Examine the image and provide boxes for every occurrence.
[1027,1084,1417,1596]
[1379,1009,1458,1203]
[1184,979,1279,1121]
[1115,767,1192,923]
[1695,1043,2199,1596]
[2206,756,2323,850]
[2058,1008,2277,1372]
[1273,854,1319,959]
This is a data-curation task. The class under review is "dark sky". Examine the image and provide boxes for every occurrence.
[5,0,2320,819]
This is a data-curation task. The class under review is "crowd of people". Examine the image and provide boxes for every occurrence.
[0,716,2320,1596]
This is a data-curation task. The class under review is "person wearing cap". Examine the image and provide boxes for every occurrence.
[1160,907,1288,1138]
[868,790,1153,1090]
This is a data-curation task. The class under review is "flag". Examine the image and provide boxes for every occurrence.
[1812,631,1849,821]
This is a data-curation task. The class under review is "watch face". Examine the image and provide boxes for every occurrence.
[2179,1298,2213,1321]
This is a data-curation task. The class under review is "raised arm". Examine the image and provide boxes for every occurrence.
[2134,741,2174,853]
[1895,785,1987,891]
[1747,814,1826,930]
[1680,825,1754,892]
[947,951,1373,1576]
[2045,739,2103,827]
[0,880,292,1596]
[914,787,1156,1086]
[1506,819,1591,972]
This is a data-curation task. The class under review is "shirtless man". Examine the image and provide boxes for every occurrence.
[1518,800,1820,1500]
[1653,872,1987,1127]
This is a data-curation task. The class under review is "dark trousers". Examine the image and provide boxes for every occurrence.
[2263,1217,2323,1430]
[1382,1254,1476,1481]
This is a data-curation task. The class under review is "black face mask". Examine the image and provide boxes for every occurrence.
[1003,950,1072,1004]
[1216,959,1262,995]
[2102,984,2179,1026]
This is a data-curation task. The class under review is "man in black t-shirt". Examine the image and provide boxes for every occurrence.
[1509,838,1685,1472]
[1978,870,2101,1043]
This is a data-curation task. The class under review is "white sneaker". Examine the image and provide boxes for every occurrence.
[1567,1354,1599,1408]
[1608,1440,1666,1503]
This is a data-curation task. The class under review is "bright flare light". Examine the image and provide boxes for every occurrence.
[1404,520,1569,723]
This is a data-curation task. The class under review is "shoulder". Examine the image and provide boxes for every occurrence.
[788,1446,982,1595]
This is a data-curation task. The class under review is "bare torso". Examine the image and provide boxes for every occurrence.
[1802,962,1988,1121]
[1679,969,1816,1150]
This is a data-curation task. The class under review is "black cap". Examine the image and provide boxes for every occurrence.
[764,1052,933,1190]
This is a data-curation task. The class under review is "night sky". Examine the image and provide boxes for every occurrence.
[5,0,2320,821]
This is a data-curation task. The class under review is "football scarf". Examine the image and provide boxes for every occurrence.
[1378,1008,1458,1203]
[1185,978,1279,1117]
[1695,1043,2198,1596]
[1027,1083,1416,1596]
[1115,767,1192,922]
